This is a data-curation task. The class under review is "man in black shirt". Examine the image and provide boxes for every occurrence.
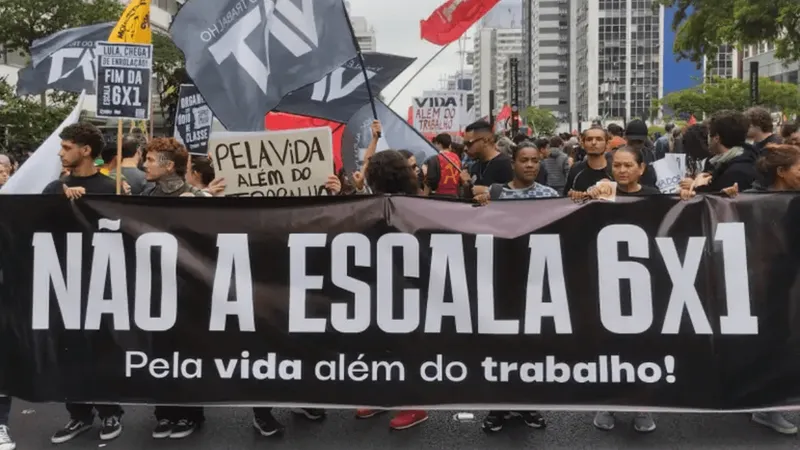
[42,123,125,444]
[463,120,513,188]
[745,107,781,154]
[43,123,117,197]
[564,126,613,197]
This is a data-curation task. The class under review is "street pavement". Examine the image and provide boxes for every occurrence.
[7,401,800,449]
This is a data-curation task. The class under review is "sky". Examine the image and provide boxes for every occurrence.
[347,0,467,116]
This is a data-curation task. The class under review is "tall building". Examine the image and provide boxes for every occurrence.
[522,0,573,123]
[472,7,522,120]
[704,45,741,80]
[742,43,798,85]
[575,0,664,122]
[345,1,376,52]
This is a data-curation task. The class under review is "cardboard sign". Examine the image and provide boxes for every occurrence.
[412,92,466,134]
[653,154,687,194]
[209,127,333,197]
[95,41,152,120]
[173,84,213,156]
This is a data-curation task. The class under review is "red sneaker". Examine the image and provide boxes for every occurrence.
[355,409,386,419]
[389,410,428,430]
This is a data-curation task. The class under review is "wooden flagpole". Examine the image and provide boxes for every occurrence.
[115,119,123,194]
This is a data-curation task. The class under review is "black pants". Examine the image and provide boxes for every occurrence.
[154,406,204,423]
[67,403,123,421]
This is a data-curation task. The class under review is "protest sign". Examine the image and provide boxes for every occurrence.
[1,194,799,410]
[412,92,466,134]
[95,41,152,120]
[653,154,687,194]
[174,84,213,156]
[209,128,333,197]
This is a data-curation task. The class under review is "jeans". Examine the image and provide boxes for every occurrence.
[154,406,204,423]
[66,403,123,421]
[0,396,10,425]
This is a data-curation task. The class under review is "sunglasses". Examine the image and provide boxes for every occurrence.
[463,136,489,148]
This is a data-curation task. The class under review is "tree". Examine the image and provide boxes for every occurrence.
[523,106,558,136]
[653,77,800,117]
[0,78,77,155]
[0,0,124,53]
[152,32,186,131]
[657,0,800,65]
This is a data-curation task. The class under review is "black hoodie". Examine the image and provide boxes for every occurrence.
[697,143,762,192]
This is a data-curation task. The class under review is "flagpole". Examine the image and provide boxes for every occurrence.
[387,43,451,107]
[342,3,379,124]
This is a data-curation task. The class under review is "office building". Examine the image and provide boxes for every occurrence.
[742,43,799,85]
[522,0,573,123]
[472,17,522,119]
[704,45,741,80]
[575,0,664,122]
[345,1,376,52]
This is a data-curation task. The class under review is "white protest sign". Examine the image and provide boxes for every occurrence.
[412,91,466,134]
[209,127,333,197]
[653,153,687,193]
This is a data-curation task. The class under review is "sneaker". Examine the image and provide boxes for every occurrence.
[152,419,173,439]
[389,410,428,430]
[51,419,92,444]
[508,411,547,428]
[482,412,506,433]
[752,412,798,435]
[0,425,16,450]
[169,419,198,439]
[291,408,326,421]
[355,409,387,419]
[593,411,615,431]
[253,414,285,437]
[633,412,656,433]
[99,416,123,441]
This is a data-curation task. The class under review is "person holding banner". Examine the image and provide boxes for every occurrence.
[41,123,125,444]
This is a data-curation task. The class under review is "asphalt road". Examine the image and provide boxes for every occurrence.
[7,402,800,449]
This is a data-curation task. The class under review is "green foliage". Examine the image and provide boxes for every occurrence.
[0,0,123,53]
[653,77,800,117]
[152,31,186,126]
[0,78,76,154]
[522,106,558,136]
[657,0,800,65]
[648,126,666,137]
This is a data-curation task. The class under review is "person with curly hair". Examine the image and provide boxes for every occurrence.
[42,123,117,197]
[781,120,800,142]
[142,138,211,198]
[363,150,419,195]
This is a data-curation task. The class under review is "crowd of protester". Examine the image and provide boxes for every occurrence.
[0,109,798,449]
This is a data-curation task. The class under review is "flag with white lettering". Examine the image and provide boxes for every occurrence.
[0,194,798,409]
[174,84,213,156]
[16,22,114,96]
[169,0,357,131]
[275,53,415,123]
[341,100,438,172]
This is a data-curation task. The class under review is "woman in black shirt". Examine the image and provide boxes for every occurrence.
[587,146,660,199]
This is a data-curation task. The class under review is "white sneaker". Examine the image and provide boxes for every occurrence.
[0,425,17,450]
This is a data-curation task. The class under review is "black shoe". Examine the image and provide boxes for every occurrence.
[51,419,92,444]
[291,408,326,421]
[482,412,506,433]
[169,419,198,439]
[253,413,285,437]
[508,411,547,429]
[99,416,123,441]
[152,419,173,439]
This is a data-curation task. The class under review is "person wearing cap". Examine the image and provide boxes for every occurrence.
[621,120,658,187]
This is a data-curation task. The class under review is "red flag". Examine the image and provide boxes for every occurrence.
[495,104,512,122]
[420,0,501,46]
[264,113,344,173]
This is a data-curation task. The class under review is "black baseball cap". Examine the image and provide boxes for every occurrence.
[624,120,649,142]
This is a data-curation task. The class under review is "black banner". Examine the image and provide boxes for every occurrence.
[1,194,799,410]
[95,42,153,120]
[173,84,212,156]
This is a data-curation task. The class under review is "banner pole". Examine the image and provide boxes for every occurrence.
[387,43,451,107]
[148,75,155,141]
[342,7,379,123]
[115,119,123,195]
